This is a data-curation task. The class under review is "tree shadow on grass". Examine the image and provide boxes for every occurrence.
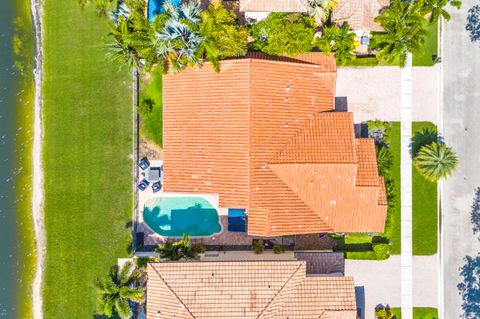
[410,127,442,158]
[457,254,480,318]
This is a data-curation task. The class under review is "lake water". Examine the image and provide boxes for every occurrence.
[0,0,35,317]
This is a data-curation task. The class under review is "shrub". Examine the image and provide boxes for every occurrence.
[367,120,392,147]
[138,98,154,117]
[372,242,390,260]
[375,304,394,319]
[252,240,264,254]
[251,13,316,56]
[376,146,393,178]
[316,24,356,65]
[200,2,250,71]
[273,245,286,254]
[192,242,207,254]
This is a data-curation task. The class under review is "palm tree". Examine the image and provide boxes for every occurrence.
[95,261,145,319]
[155,234,199,260]
[199,2,249,71]
[308,0,338,24]
[421,0,451,22]
[154,0,203,72]
[316,24,356,65]
[371,0,426,66]
[106,19,143,69]
[376,146,393,177]
[414,142,459,182]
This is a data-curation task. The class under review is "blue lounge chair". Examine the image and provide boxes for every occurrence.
[152,181,162,193]
[138,157,150,170]
[137,179,150,191]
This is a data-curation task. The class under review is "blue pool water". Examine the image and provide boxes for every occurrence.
[147,0,182,22]
[143,196,222,237]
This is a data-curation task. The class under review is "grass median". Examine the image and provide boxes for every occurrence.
[412,122,438,255]
[42,2,133,318]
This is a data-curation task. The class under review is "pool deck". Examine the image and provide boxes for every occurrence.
[135,161,337,250]
[136,160,285,247]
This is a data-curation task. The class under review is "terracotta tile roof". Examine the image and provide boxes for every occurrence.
[163,55,387,236]
[333,0,390,32]
[245,52,338,72]
[355,139,381,186]
[239,0,308,12]
[294,252,345,275]
[146,261,357,319]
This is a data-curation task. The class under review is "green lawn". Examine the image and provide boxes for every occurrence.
[412,122,438,255]
[391,307,439,318]
[389,122,401,254]
[140,69,163,147]
[42,2,133,318]
[413,21,438,66]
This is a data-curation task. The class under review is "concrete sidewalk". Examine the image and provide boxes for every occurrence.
[336,66,438,124]
[345,255,438,319]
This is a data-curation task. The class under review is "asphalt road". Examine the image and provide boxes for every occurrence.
[442,1,480,317]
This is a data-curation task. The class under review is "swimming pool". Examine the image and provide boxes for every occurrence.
[143,196,222,237]
[147,0,182,22]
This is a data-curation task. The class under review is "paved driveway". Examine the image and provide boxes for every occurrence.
[336,66,438,124]
[345,255,438,319]
[442,1,480,317]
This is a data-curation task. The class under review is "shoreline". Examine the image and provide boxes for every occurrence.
[30,0,45,318]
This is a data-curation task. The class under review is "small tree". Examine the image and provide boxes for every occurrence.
[95,261,145,319]
[414,141,459,182]
[371,0,426,66]
[251,13,316,56]
[375,304,394,319]
[308,0,338,24]
[273,245,286,254]
[155,234,199,261]
[199,2,250,71]
[252,240,265,254]
[316,24,356,65]
[192,242,207,254]
[137,98,154,117]
[372,242,390,260]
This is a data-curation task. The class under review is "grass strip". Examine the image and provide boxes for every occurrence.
[42,2,133,317]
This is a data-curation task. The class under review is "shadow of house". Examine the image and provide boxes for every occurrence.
[355,286,365,319]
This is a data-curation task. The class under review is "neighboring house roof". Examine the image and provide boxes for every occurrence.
[163,54,387,236]
[332,0,390,32]
[239,0,308,12]
[146,261,357,319]
[295,252,345,275]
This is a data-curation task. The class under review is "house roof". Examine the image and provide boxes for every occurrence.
[332,0,390,32]
[163,54,387,236]
[239,0,308,12]
[146,261,357,319]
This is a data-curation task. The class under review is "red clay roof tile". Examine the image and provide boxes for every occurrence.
[163,54,387,235]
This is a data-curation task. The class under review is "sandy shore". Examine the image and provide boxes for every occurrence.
[30,0,45,318]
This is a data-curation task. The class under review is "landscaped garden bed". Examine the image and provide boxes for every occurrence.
[390,307,438,318]
[332,121,401,260]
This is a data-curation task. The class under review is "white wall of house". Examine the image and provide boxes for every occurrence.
[245,11,270,22]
